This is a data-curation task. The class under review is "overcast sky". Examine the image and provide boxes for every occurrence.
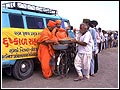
[1,1,119,31]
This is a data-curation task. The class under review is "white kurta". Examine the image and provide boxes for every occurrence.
[74,31,93,79]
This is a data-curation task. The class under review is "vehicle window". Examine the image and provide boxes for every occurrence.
[9,14,24,28]
[46,18,56,25]
[62,21,70,29]
[61,21,65,28]
[26,16,44,29]
[64,22,68,27]
[46,19,70,29]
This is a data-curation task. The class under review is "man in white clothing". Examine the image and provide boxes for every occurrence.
[72,23,94,81]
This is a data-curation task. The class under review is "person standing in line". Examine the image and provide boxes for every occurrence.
[37,20,59,79]
[98,27,105,52]
[104,31,109,49]
[113,31,118,47]
[90,20,99,75]
[107,32,112,48]
[101,30,106,50]
[72,23,94,81]
[84,20,98,77]
[97,27,101,53]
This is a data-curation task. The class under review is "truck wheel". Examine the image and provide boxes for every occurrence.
[12,59,34,80]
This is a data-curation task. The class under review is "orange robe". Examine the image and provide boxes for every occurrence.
[53,28,68,40]
[37,28,57,79]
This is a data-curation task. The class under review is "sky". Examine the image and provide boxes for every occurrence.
[1,1,119,31]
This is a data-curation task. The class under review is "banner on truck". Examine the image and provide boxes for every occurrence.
[2,28,42,60]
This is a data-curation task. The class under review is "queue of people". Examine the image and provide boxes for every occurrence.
[102,30,118,49]
[37,19,118,81]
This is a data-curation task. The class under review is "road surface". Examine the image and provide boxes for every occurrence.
[2,47,119,89]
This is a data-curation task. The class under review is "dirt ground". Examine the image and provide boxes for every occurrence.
[2,47,119,89]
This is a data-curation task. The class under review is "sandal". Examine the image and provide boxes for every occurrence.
[74,76,83,81]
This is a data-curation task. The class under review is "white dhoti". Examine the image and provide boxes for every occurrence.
[74,53,92,78]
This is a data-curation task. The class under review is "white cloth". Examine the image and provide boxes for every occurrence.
[100,32,105,42]
[77,31,94,54]
[74,31,93,78]
[96,31,101,43]
[75,31,82,47]
[104,33,108,41]
[74,53,92,77]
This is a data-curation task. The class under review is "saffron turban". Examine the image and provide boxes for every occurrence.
[47,20,56,27]
[55,20,61,25]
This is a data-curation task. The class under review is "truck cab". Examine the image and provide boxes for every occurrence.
[2,2,71,80]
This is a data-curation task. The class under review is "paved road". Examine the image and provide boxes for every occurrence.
[2,47,118,89]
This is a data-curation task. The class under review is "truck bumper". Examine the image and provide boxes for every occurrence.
[2,60,16,68]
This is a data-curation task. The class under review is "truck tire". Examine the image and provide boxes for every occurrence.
[12,59,34,80]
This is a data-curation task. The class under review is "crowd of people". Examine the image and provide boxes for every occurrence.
[37,19,118,81]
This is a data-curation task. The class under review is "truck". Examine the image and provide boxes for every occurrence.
[2,2,71,80]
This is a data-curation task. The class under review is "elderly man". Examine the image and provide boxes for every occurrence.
[72,23,94,81]
[37,20,58,79]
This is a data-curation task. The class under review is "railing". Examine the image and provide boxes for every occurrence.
[2,2,58,15]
